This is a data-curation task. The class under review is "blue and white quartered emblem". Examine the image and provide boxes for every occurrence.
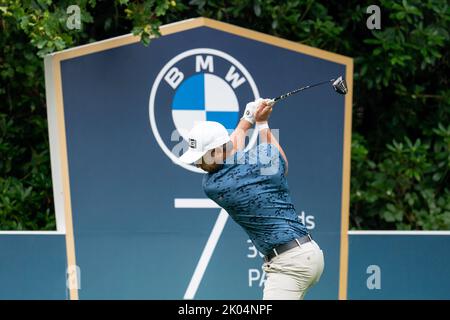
[149,48,260,172]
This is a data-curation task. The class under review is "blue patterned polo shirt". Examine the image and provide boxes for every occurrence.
[202,143,308,256]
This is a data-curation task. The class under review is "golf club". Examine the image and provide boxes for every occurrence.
[269,76,348,105]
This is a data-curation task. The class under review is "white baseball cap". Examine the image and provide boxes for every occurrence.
[179,121,231,164]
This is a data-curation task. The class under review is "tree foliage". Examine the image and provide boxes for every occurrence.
[0,0,449,230]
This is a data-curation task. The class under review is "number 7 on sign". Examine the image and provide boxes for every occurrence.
[174,198,229,299]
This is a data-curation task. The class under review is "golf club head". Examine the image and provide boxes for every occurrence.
[332,76,348,95]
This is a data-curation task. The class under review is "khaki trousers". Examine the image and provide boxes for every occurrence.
[262,240,324,300]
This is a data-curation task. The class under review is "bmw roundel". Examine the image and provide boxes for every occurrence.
[149,48,260,172]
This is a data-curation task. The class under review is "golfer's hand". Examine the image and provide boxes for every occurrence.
[254,99,273,123]
[241,98,263,124]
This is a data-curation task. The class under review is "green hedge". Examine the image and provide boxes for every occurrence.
[1,0,449,230]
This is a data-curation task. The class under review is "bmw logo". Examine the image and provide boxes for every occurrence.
[149,48,260,172]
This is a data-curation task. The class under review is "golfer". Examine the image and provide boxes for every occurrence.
[179,98,324,300]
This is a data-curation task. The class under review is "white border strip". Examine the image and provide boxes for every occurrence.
[45,33,136,57]
[348,230,450,236]
[44,56,66,233]
[0,231,65,235]
[184,209,229,299]
[174,198,220,209]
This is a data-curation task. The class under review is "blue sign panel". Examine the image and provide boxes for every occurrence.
[348,233,450,299]
[0,234,67,300]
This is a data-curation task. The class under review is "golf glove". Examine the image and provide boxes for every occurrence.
[241,98,263,124]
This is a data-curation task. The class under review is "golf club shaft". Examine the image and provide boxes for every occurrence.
[272,79,335,102]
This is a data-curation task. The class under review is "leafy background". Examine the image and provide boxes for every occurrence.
[0,0,449,230]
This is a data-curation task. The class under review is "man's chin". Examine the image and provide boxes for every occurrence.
[200,163,223,173]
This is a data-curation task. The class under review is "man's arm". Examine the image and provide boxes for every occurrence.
[258,126,289,174]
[255,100,289,174]
[225,98,261,157]
[230,119,253,152]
